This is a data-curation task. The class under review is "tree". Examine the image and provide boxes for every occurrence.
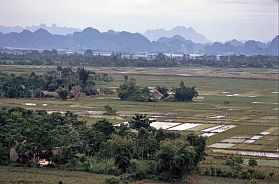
[155,129,180,142]
[84,85,97,96]
[225,157,243,168]
[57,88,68,100]
[186,133,206,165]
[97,140,114,169]
[137,127,157,161]
[116,123,129,137]
[115,145,132,173]
[104,104,116,115]
[174,81,198,101]
[110,135,134,173]
[78,67,90,87]
[248,159,258,167]
[155,140,196,181]
[84,49,93,56]
[129,114,154,129]
[92,119,115,137]
[84,129,106,155]
[16,124,54,166]
[123,75,128,84]
[118,78,150,102]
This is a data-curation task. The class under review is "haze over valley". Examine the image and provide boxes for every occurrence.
[0,1,278,184]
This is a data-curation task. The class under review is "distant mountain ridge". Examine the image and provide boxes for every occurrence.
[0,27,152,52]
[143,26,208,43]
[0,24,81,35]
[205,37,278,56]
[0,27,277,56]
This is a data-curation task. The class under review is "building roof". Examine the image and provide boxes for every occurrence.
[41,91,59,98]
[151,90,164,100]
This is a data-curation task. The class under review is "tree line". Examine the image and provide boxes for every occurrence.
[0,50,278,68]
[0,68,198,102]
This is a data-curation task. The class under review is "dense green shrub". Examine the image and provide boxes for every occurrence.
[128,160,147,180]
[104,177,120,184]
[248,159,258,167]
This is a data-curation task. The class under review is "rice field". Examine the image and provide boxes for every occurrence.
[0,166,277,184]
[150,121,181,130]
[0,65,278,159]
[0,166,108,184]
[208,125,279,158]
[168,123,202,131]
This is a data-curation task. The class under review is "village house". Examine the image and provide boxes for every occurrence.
[40,91,59,98]
[149,87,175,101]
[150,89,164,101]
[9,146,62,164]
[167,91,175,100]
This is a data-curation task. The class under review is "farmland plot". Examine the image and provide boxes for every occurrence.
[201,133,216,137]
[202,125,236,133]
[0,66,278,159]
[221,137,246,143]
[168,123,202,131]
[150,122,181,130]
[208,143,235,149]
[211,149,279,158]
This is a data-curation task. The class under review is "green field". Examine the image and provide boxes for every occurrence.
[0,166,278,184]
[0,66,278,156]
[0,166,108,184]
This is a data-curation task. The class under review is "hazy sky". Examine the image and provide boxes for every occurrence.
[0,0,278,41]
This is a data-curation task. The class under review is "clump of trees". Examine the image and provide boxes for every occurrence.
[248,159,258,167]
[117,77,198,102]
[0,107,86,166]
[0,106,207,182]
[174,81,198,101]
[0,67,111,100]
[104,105,117,115]
[203,157,266,181]
[118,77,150,102]
[155,140,196,180]
[129,114,154,129]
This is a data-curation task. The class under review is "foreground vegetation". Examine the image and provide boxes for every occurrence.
[0,107,207,182]
[1,107,278,183]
